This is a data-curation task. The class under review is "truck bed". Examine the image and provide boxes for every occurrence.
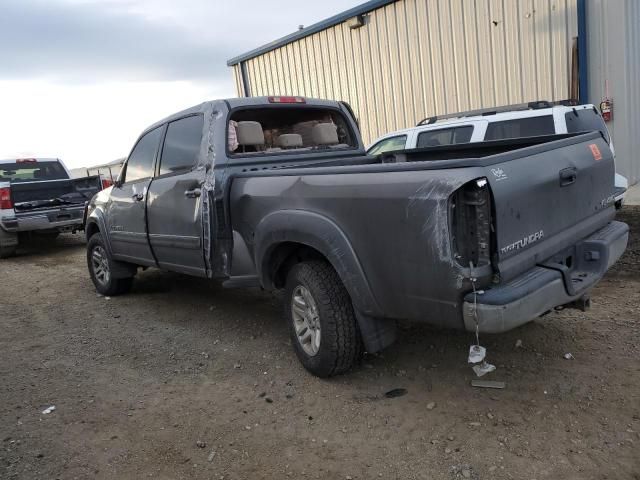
[228,131,618,329]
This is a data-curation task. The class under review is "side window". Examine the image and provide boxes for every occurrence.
[484,115,555,141]
[416,126,473,148]
[124,126,163,183]
[159,115,204,175]
[367,135,407,155]
[565,108,610,143]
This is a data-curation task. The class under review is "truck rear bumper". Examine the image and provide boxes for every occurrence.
[0,206,85,234]
[462,220,629,333]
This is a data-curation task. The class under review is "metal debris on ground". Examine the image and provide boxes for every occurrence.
[564,353,574,360]
[467,272,498,379]
[471,380,506,389]
[515,339,523,348]
[472,361,496,377]
[384,388,407,398]
[41,406,56,414]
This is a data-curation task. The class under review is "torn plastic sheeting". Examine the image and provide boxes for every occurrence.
[468,345,486,364]
[199,103,227,278]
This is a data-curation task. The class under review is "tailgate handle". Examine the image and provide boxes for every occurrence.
[559,167,577,187]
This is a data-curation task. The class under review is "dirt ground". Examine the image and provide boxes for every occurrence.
[1,208,639,480]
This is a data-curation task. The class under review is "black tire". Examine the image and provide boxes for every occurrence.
[35,231,60,240]
[87,233,134,296]
[284,260,362,377]
[0,230,17,258]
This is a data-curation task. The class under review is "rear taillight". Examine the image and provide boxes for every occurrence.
[451,178,492,268]
[101,179,113,189]
[0,187,13,210]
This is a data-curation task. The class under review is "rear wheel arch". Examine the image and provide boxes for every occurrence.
[254,210,384,318]
[266,242,327,289]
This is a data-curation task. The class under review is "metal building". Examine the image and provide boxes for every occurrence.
[228,0,640,185]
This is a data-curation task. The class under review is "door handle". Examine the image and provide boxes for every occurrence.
[132,192,144,201]
[184,188,202,198]
[559,167,577,187]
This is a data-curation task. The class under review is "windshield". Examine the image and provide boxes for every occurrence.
[0,160,69,182]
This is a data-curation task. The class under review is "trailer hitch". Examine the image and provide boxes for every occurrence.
[559,295,591,312]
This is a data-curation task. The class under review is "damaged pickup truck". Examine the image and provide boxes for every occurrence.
[0,158,102,257]
[84,96,628,377]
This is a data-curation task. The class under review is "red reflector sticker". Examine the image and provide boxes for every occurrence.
[589,144,602,161]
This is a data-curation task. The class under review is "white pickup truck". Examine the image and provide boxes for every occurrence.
[367,102,628,208]
[0,158,102,257]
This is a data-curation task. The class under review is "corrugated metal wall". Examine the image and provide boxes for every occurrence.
[233,0,578,145]
[586,0,640,185]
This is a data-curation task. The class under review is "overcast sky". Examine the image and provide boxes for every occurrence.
[0,0,362,169]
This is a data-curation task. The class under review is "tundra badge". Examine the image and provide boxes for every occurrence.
[500,230,544,254]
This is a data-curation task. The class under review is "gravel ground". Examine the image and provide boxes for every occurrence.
[1,208,639,480]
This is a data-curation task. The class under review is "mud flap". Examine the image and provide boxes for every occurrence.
[354,311,397,353]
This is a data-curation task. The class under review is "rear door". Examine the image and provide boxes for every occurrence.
[107,125,164,265]
[146,114,207,276]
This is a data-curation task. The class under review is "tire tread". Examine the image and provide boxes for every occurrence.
[286,260,362,377]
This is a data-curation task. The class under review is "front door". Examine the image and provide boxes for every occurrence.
[146,114,207,276]
[107,125,164,265]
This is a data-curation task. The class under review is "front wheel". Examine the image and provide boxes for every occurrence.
[284,261,362,377]
[87,233,133,296]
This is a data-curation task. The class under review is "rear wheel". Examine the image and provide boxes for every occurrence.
[87,233,133,296]
[284,261,362,377]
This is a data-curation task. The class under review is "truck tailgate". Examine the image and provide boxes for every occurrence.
[485,132,616,281]
[10,176,102,212]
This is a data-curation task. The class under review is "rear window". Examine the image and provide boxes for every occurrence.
[484,115,555,141]
[565,108,610,143]
[416,126,473,148]
[0,160,69,182]
[228,107,357,156]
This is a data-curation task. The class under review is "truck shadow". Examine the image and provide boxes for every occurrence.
[8,233,86,260]
[126,265,581,394]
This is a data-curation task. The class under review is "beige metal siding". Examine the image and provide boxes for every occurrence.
[234,0,578,146]
[587,0,640,185]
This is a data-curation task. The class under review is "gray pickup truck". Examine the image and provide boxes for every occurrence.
[0,158,102,257]
[84,96,628,377]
